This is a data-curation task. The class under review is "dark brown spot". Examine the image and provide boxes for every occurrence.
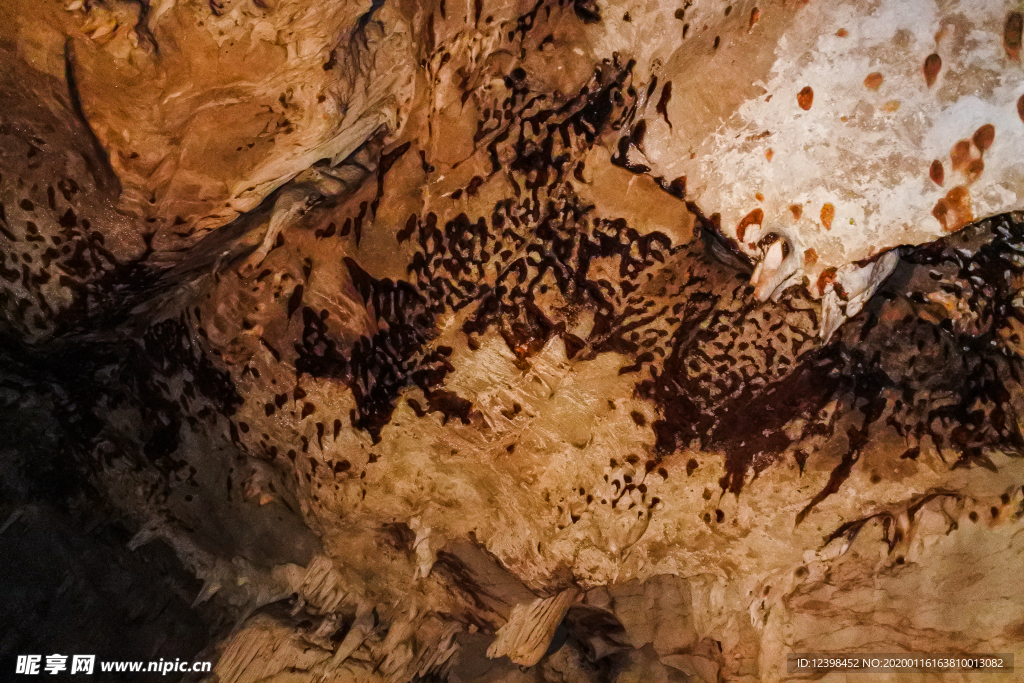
[789,204,803,220]
[1005,12,1023,61]
[715,509,724,523]
[656,81,673,129]
[797,86,814,110]
[1018,94,1024,123]
[863,72,883,90]
[803,248,818,266]
[748,7,760,31]
[820,203,835,230]
[686,458,699,475]
[923,53,942,88]
[630,410,646,427]
[973,123,995,153]
[736,208,764,241]
[288,284,304,318]
[929,159,944,186]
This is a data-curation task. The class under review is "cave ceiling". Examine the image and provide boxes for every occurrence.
[2,0,1024,681]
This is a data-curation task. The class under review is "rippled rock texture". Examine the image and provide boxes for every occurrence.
[2,0,1024,681]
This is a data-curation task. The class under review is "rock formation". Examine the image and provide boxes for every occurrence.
[2,0,1024,681]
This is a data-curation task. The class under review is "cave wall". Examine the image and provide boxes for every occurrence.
[2,0,1024,682]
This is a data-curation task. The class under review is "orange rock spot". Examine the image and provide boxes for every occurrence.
[820,203,835,230]
[964,157,984,184]
[863,72,883,90]
[932,186,973,232]
[817,266,838,293]
[950,139,972,172]
[736,208,764,241]
[797,86,814,110]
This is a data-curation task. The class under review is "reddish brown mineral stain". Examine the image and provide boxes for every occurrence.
[749,7,760,31]
[1005,12,1023,61]
[836,28,848,37]
[923,53,942,88]
[965,157,984,183]
[797,86,814,110]
[929,159,944,186]
[973,123,995,153]
[789,204,803,220]
[1019,94,1024,122]
[932,186,973,232]
[817,266,838,292]
[803,248,818,266]
[820,203,835,230]
[863,72,883,90]
[950,139,972,171]
[765,148,774,161]
[736,208,764,241]
[755,192,764,201]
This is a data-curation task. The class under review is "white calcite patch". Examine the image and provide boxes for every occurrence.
[638,0,1024,297]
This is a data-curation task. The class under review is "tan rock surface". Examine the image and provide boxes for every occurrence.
[2,1,1024,682]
